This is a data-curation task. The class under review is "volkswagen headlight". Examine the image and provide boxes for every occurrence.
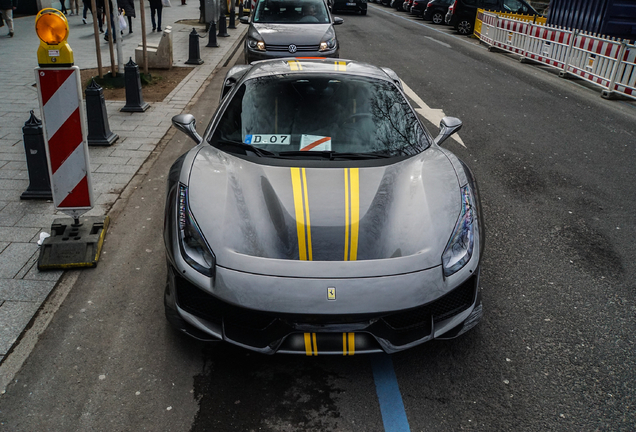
[319,37,336,51]
[178,184,216,277]
[247,37,265,51]
[442,185,476,277]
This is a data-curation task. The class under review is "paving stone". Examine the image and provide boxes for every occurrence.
[14,213,60,229]
[90,156,132,165]
[0,279,56,303]
[0,227,41,243]
[0,243,39,279]
[94,164,140,174]
[24,264,63,281]
[0,202,29,226]
[0,301,42,355]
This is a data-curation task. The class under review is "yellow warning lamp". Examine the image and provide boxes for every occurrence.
[35,8,74,67]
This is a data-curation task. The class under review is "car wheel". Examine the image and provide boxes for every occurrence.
[361,9,367,14]
[432,11,443,24]
[457,19,473,35]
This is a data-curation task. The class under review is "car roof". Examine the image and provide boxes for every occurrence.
[244,58,398,83]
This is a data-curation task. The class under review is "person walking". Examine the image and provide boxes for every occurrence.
[94,0,105,32]
[117,0,135,33]
[59,0,68,14]
[148,0,162,32]
[0,0,15,37]
[82,0,104,31]
[70,0,80,15]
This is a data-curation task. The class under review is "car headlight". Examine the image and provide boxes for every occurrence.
[442,185,476,277]
[178,184,216,277]
[247,37,265,51]
[319,37,337,51]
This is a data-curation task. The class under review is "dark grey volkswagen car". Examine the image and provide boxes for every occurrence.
[240,0,343,64]
[165,58,484,355]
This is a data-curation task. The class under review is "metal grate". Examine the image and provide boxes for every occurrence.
[175,276,275,330]
[267,44,321,52]
[381,277,476,331]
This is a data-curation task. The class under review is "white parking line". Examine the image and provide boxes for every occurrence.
[401,81,466,147]
[425,36,452,48]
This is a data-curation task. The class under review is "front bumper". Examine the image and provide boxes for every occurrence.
[245,46,339,64]
[165,263,482,355]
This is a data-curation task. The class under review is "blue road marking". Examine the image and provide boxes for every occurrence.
[371,354,411,432]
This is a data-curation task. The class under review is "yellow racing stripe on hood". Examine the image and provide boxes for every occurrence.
[291,168,312,260]
[344,168,360,261]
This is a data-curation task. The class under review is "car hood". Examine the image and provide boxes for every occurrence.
[187,148,461,278]
[251,23,333,45]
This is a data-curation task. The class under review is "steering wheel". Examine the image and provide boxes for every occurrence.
[299,15,320,22]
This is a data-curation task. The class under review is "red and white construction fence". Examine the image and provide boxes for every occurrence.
[475,10,636,101]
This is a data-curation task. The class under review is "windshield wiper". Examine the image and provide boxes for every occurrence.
[217,139,276,157]
[276,151,392,160]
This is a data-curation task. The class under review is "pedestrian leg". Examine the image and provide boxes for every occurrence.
[150,6,156,31]
[1,9,14,36]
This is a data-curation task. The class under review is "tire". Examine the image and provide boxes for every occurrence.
[361,9,367,15]
[457,18,473,35]
[432,11,443,24]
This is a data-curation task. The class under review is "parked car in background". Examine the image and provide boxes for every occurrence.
[410,0,427,17]
[332,0,368,15]
[446,0,539,35]
[402,0,415,13]
[390,0,404,10]
[241,0,343,63]
[423,0,453,23]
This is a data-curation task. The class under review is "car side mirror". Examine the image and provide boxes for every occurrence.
[239,16,249,24]
[172,114,202,145]
[333,17,344,25]
[434,116,462,146]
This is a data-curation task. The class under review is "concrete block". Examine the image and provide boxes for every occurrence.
[135,27,174,70]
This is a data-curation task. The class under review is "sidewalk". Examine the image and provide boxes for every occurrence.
[0,3,247,365]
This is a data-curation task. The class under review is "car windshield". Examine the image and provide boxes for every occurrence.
[210,74,430,159]
[253,0,331,24]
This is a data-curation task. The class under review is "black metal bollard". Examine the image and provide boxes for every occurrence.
[121,58,150,112]
[185,28,205,64]
[206,22,219,47]
[21,111,52,201]
[229,5,236,29]
[238,0,243,19]
[218,13,229,37]
[86,79,119,146]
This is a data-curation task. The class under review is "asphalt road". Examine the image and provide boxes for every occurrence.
[1,5,635,431]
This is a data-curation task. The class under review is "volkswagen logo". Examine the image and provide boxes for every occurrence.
[288,44,298,54]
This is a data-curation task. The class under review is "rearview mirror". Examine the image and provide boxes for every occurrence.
[172,114,202,145]
[333,17,344,25]
[434,117,462,146]
[239,16,249,24]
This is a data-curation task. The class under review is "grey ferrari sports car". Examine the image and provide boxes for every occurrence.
[164,58,484,355]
